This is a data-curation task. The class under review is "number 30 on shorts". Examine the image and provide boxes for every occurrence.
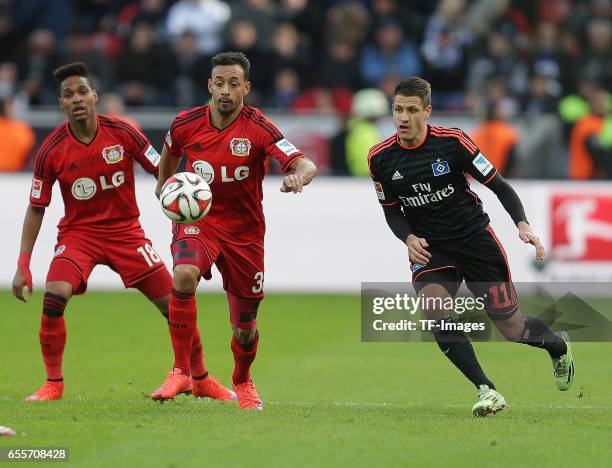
[252,271,264,293]
[137,244,162,267]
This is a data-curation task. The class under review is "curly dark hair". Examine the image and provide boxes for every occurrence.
[211,52,251,80]
[52,62,94,91]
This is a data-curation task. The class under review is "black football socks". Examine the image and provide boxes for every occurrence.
[518,317,567,359]
[432,317,496,389]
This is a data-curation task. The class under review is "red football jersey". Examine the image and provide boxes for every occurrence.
[30,115,161,235]
[164,105,304,241]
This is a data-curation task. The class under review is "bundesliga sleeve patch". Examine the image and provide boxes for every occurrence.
[31,178,42,199]
[275,138,300,156]
[374,182,385,200]
[473,152,494,176]
[144,145,161,167]
[165,131,173,148]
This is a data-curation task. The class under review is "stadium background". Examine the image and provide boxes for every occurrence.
[1,0,612,288]
[1,1,611,467]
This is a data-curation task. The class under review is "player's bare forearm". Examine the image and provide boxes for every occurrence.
[19,205,45,254]
[291,157,317,186]
[155,146,180,198]
[281,157,317,193]
[13,205,44,301]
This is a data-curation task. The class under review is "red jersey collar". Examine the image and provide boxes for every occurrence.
[207,105,244,132]
[66,115,100,147]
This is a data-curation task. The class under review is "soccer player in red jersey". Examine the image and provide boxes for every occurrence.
[12,62,234,402]
[151,52,317,408]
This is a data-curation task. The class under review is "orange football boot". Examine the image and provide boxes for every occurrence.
[233,379,263,410]
[151,369,192,400]
[24,381,64,401]
[192,376,236,400]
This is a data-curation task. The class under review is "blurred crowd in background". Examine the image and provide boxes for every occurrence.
[0,0,611,178]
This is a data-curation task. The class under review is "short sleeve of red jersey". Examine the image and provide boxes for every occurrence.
[100,115,159,174]
[164,107,205,158]
[248,108,304,172]
[128,124,160,175]
[29,129,64,207]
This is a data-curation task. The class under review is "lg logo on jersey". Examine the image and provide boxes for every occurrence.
[71,171,125,200]
[192,160,249,184]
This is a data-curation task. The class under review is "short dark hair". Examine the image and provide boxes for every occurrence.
[393,77,431,107]
[53,62,94,91]
[211,51,250,80]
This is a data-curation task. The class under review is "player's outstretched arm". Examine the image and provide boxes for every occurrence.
[486,174,545,260]
[155,145,180,199]
[12,205,45,302]
[280,157,317,193]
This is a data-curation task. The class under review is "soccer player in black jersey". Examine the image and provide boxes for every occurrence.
[368,77,575,416]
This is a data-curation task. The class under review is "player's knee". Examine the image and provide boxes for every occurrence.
[172,264,200,293]
[495,319,524,342]
[45,281,72,301]
[501,328,523,342]
[487,302,522,341]
[419,283,453,320]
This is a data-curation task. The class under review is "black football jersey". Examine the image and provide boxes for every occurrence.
[368,125,499,244]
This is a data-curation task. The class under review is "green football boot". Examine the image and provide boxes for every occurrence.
[472,385,507,417]
[552,331,575,391]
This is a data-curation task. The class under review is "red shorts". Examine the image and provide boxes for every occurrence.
[171,226,264,300]
[47,230,169,297]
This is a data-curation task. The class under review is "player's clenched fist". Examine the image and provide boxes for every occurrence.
[281,173,304,193]
[406,234,432,265]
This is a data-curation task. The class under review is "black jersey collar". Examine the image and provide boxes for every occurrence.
[396,125,430,151]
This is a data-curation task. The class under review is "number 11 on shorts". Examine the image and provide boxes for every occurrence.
[137,244,161,267]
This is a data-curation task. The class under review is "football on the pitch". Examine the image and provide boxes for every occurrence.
[0,426,16,437]
[160,172,212,224]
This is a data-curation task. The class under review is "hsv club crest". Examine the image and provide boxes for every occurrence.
[102,144,124,164]
[229,138,251,157]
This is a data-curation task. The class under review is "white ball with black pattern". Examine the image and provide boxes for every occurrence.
[160,172,212,224]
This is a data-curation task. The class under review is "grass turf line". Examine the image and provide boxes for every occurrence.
[0,291,611,467]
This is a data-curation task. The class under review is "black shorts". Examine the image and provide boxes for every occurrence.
[410,225,518,320]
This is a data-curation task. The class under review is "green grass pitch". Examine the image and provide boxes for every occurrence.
[1,291,611,467]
